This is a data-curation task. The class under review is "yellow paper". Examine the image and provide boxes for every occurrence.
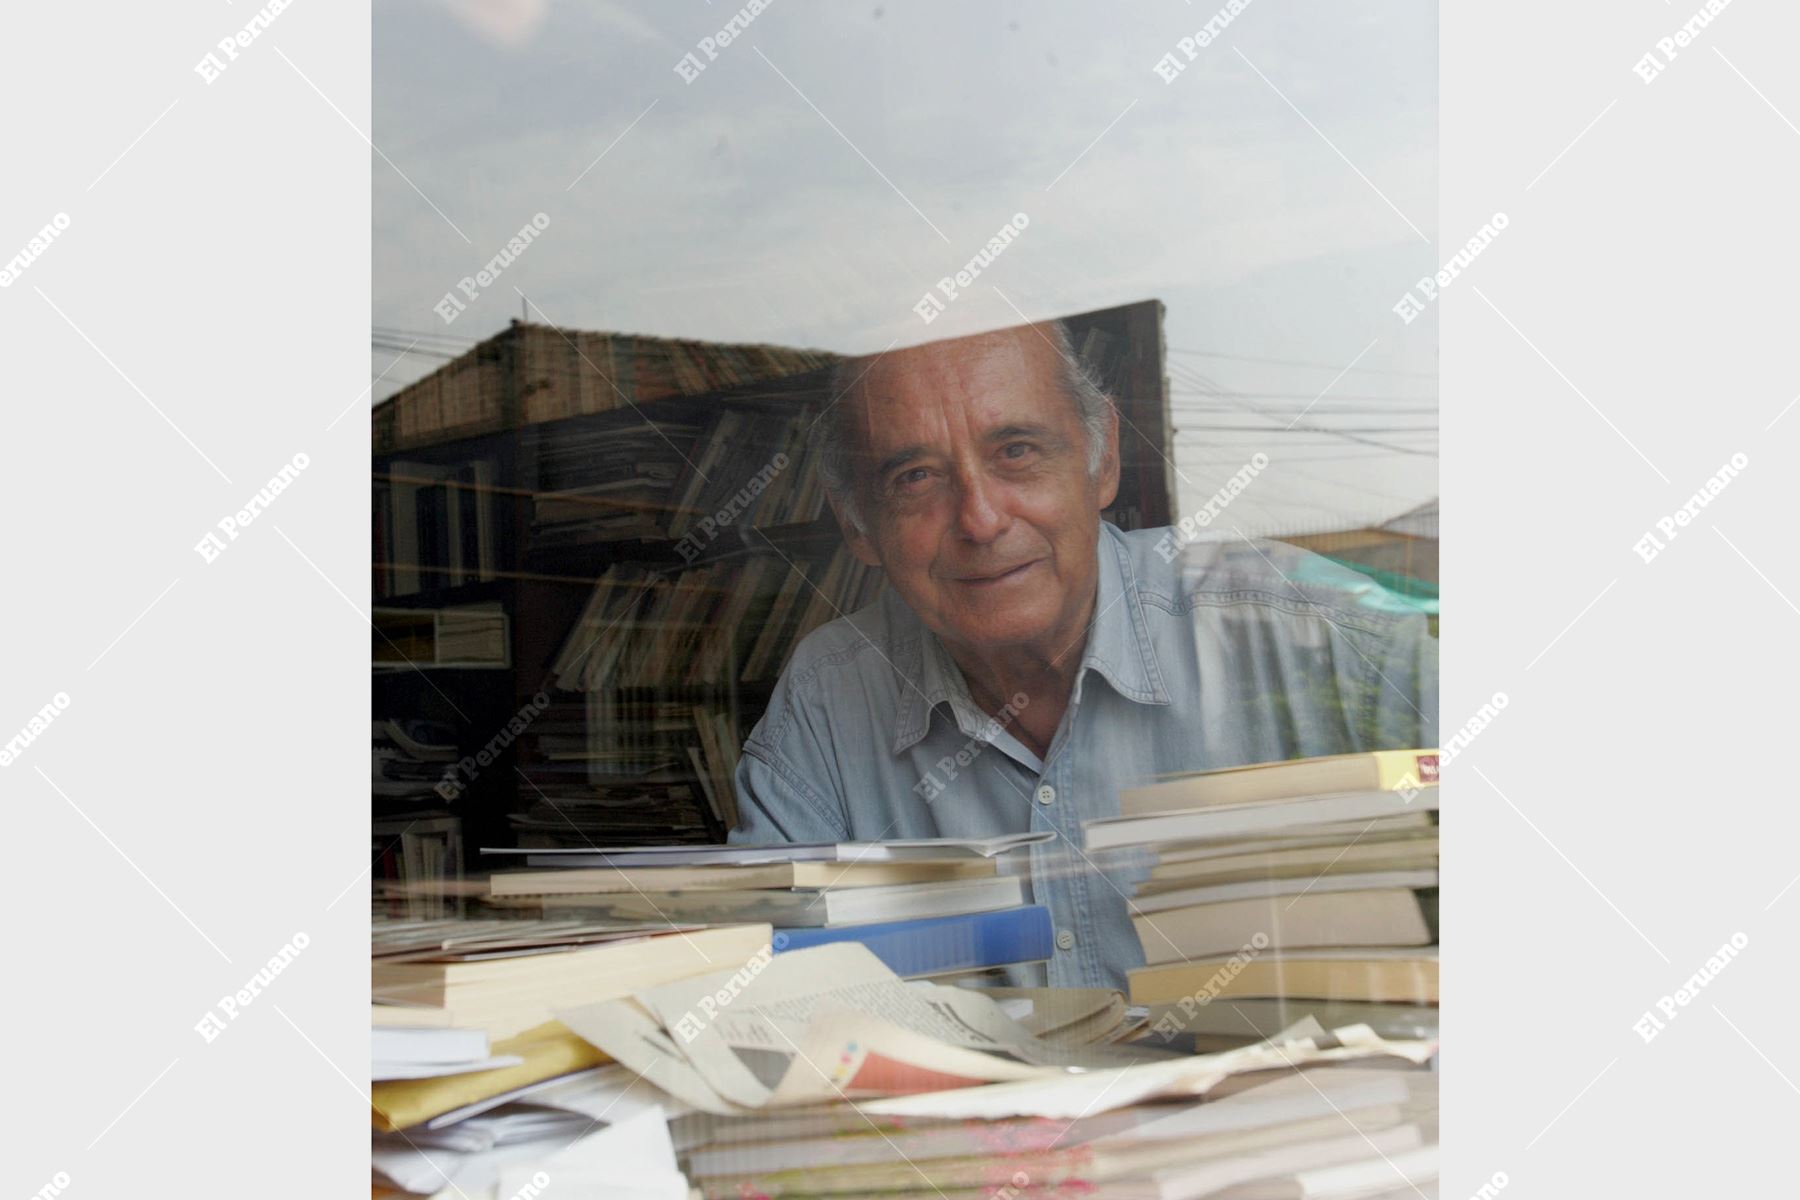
[370,1019,610,1131]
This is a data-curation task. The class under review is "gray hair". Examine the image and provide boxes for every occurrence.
[816,320,1116,534]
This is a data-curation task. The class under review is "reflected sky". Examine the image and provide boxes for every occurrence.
[374,1,1438,535]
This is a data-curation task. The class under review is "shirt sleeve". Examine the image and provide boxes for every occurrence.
[729,742,850,845]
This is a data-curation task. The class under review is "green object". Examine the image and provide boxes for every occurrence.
[1310,554,1439,616]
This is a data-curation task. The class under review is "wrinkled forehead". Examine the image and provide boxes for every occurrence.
[848,327,1067,454]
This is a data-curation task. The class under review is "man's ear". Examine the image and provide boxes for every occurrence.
[1094,403,1121,510]
[828,493,883,567]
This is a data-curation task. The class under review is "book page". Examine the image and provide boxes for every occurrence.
[555,997,750,1115]
[859,1023,1437,1120]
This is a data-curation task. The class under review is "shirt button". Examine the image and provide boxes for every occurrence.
[1036,784,1056,805]
[1056,930,1076,951]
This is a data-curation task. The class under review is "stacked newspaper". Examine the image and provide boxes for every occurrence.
[372,939,1440,1198]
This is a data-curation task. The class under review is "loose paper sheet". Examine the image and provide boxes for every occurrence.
[858,1023,1436,1120]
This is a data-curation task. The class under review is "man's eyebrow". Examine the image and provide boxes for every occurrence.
[986,423,1059,443]
[872,425,1060,478]
[874,444,930,478]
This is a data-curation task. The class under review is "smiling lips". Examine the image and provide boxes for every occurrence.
[953,560,1040,588]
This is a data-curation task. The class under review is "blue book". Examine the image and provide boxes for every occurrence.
[771,905,1053,978]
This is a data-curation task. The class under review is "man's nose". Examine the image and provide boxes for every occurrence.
[952,469,1008,543]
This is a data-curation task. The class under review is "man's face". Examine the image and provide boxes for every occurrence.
[839,327,1119,656]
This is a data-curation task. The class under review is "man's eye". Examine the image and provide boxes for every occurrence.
[894,467,931,488]
[1001,442,1034,460]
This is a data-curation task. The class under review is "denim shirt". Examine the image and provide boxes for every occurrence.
[730,522,1439,991]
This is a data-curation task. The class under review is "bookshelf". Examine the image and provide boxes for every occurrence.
[370,303,1172,875]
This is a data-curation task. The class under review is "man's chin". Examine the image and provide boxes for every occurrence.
[938,608,1063,654]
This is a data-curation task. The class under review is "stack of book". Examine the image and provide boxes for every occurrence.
[526,419,703,547]
[675,1063,1438,1199]
[506,778,716,847]
[521,543,877,848]
[372,717,460,801]
[508,693,719,845]
[373,1026,522,1081]
[749,546,884,680]
[524,406,831,550]
[480,835,1059,981]
[372,917,774,1040]
[369,934,1440,1198]
[549,550,883,695]
[371,604,510,668]
[1083,749,1440,1046]
[666,410,830,537]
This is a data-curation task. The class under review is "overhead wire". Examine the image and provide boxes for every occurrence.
[1168,346,1436,380]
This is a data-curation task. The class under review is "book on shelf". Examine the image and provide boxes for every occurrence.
[506,780,716,848]
[526,418,703,546]
[373,603,509,668]
[520,545,877,844]
[668,410,831,538]
[371,814,463,921]
[375,457,498,597]
[522,403,831,550]
[378,350,894,872]
[546,550,881,693]
[372,718,460,801]
[689,703,739,830]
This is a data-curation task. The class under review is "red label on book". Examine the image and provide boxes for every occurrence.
[1416,754,1440,783]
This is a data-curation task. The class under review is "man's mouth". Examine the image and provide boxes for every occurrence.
[954,560,1040,588]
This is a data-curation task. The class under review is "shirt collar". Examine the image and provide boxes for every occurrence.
[890,523,1172,756]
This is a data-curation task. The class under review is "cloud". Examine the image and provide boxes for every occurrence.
[445,0,548,48]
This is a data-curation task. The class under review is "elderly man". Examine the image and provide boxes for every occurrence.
[729,321,1437,990]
